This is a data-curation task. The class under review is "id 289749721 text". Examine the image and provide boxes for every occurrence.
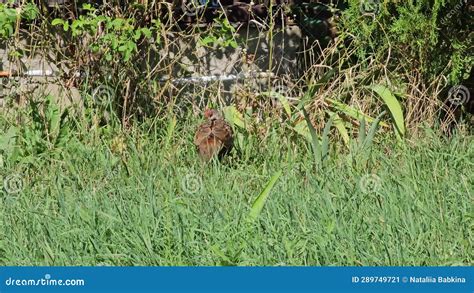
[351,276,467,284]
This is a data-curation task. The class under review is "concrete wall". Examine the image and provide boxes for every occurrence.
[0,24,304,108]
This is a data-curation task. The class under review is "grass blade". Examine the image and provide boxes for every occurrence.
[321,116,333,162]
[326,98,389,128]
[358,116,366,146]
[164,115,176,147]
[248,170,282,222]
[45,95,61,141]
[294,68,338,115]
[302,108,321,166]
[363,111,386,150]
[276,93,292,118]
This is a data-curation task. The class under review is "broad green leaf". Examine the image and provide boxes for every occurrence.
[6,24,13,36]
[82,3,95,11]
[277,94,292,118]
[140,27,152,38]
[291,119,312,141]
[248,170,282,222]
[327,111,350,146]
[368,84,405,137]
[326,98,389,128]
[223,106,246,130]
[51,19,64,26]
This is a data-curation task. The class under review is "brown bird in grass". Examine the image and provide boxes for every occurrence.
[194,109,233,162]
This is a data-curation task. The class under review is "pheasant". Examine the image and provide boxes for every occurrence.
[194,109,233,161]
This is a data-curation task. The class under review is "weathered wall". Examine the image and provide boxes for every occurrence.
[0,24,304,107]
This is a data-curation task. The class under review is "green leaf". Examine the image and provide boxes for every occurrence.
[45,95,61,141]
[248,170,282,222]
[82,3,95,12]
[165,115,176,147]
[291,119,312,142]
[326,98,389,128]
[358,116,366,146]
[0,126,18,155]
[223,106,246,130]
[363,111,386,150]
[118,44,127,52]
[133,30,142,41]
[328,111,350,147]
[123,51,131,61]
[302,108,321,166]
[278,94,292,118]
[199,35,217,46]
[6,24,13,37]
[56,110,71,146]
[21,3,39,20]
[228,40,238,48]
[321,116,333,162]
[140,27,152,38]
[294,68,338,115]
[51,19,64,26]
[368,84,405,137]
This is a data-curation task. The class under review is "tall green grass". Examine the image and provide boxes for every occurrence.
[0,110,472,266]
